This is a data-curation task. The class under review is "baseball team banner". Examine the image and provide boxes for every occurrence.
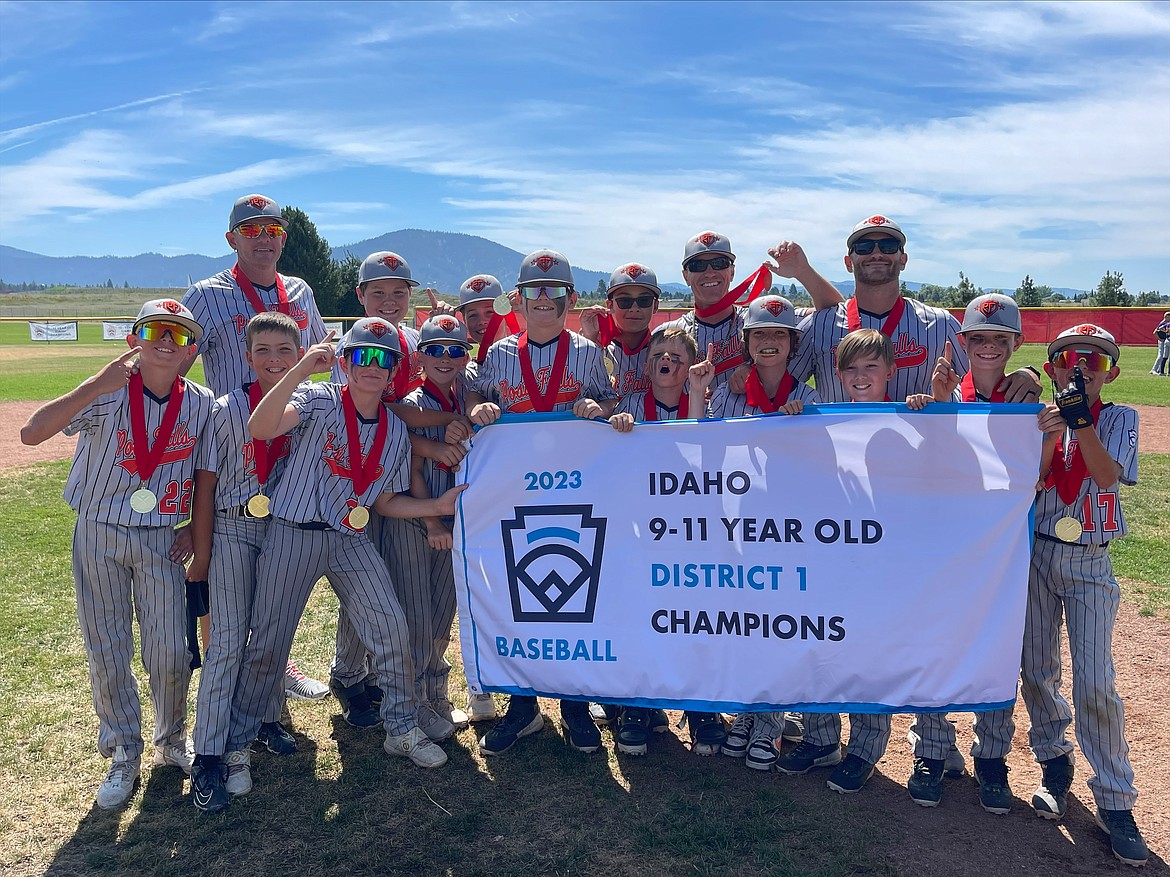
[28,320,79,342]
[453,405,1042,714]
[101,320,135,340]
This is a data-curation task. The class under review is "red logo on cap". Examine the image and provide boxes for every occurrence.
[378,254,402,270]
[468,277,488,292]
[698,233,719,247]
[622,264,646,280]
[763,298,787,317]
[533,255,558,272]
[865,215,890,226]
[978,299,1005,318]
[367,321,390,338]
[1075,325,1099,336]
[162,300,182,314]
[247,196,270,211]
[436,317,459,332]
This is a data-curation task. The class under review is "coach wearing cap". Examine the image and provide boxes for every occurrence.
[787,214,1041,403]
[182,194,328,396]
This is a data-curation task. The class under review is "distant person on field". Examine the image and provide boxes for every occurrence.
[1151,311,1170,376]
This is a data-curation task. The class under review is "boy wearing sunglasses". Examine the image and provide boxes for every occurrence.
[467,248,618,757]
[329,252,474,736]
[21,299,216,810]
[224,318,465,777]
[579,263,662,397]
[182,193,331,705]
[1024,325,1146,866]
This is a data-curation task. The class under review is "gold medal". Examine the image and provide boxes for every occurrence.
[348,505,370,529]
[492,293,512,316]
[246,494,271,518]
[130,487,158,514]
[1054,516,1083,543]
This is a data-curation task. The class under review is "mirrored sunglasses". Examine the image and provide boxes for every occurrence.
[1050,348,1114,372]
[520,284,570,300]
[136,321,194,346]
[347,346,397,369]
[422,344,468,359]
[234,223,287,239]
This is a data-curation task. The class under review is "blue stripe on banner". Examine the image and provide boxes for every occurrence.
[527,527,579,544]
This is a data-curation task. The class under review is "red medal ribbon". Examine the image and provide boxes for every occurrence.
[960,371,1006,403]
[1045,399,1103,505]
[129,373,185,483]
[341,386,389,500]
[643,390,689,422]
[232,264,291,319]
[744,368,795,413]
[389,326,424,401]
[616,330,650,357]
[476,311,522,364]
[846,295,906,338]
[422,379,461,414]
[518,331,570,413]
[694,264,771,320]
[247,382,290,488]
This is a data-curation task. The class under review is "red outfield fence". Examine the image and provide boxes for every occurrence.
[413,306,1167,346]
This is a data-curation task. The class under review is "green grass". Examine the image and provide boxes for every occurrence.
[1008,343,1168,407]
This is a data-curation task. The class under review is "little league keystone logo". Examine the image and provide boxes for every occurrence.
[502,505,606,623]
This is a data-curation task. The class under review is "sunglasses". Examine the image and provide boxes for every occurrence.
[422,344,468,359]
[234,223,287,239]
[347,346,397,369]
[520,285,570,300]
[850,238,902,255]
[136,321,194,346]
[611,294,657,310]
[1050,348,1114,372]
[684,256,732,273]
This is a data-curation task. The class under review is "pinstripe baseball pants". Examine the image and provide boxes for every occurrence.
[73,519,191,759]
[802,712,891,764]
[1021,537,1137,810]
[908,708,1015,760]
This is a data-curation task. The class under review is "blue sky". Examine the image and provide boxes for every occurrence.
[1,0,1168,293]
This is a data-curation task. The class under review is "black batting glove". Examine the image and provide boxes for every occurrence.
[1054,365,1094,429]
[185,579,210,670]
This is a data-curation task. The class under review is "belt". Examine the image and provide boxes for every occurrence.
[294,521,331,531]
[1035,532,1108,549]
[219,505,265,519]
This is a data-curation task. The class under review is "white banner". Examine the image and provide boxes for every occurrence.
[324,321,344,337]
[28,321,78,342]
[102,320,135,340]
[454,405,1042,713]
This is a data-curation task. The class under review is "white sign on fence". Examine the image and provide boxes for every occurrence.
[102,320,135,340]
[28,321,79,342]
[454,405,1041,714]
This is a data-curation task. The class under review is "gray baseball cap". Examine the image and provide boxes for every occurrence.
[847,214,906,248]
[682,231,735,267]
[518,249,575,288]
[743,295,800,332]
[458,274,505,308]
[358,251,419,287]
[339,317,405,358]
[228,194,287,231]
[608,263,661,297]
[419,314,471,348]
[960,293,1022,334]
[133,298,203,342]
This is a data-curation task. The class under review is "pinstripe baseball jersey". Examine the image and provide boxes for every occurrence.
[613,389,694,422]
[63,378,215,525]
[182,269,327,396]
[331,324,422,403]
[707,379,820,418]
[471,330,616,413]
[268,383,411,531]
[403,381,467,504]
[660,308,747,390]
[605,336,652,397]
[1035,403,1138,543]
[789,298,969,402]
[196,385,295,510]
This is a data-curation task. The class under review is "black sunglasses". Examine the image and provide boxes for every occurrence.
[611,294,657,310]
[684,256,733,273]
[850,238,902,255]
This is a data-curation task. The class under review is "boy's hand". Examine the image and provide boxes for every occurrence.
[169,526,195,565]
[469,402,501,427]
[94,348,141,395]
[300,329,337,375]
[573,398,604,420]
[609,412,635,432]
[931,340,960,400]
[997,366,1042,403]
[1037,404,1065,433]
[425,519,453,550]
[577,305,606,343]
[779,399,804,415]
[435,484,468,516]
[726,363,750,395]
[444,416,474,444]
[906,393,933,410]
[429,440,467,470]
[426,288,457,317]
[688,343,717,398]
[1054,366,1094,429]
[766,241,811,278]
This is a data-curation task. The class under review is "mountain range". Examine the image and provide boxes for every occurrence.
[0,230,1083,297]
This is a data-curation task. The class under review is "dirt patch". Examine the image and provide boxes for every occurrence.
[1,401,78,471]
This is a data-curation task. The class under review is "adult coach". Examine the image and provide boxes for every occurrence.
[182,193,330,703]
